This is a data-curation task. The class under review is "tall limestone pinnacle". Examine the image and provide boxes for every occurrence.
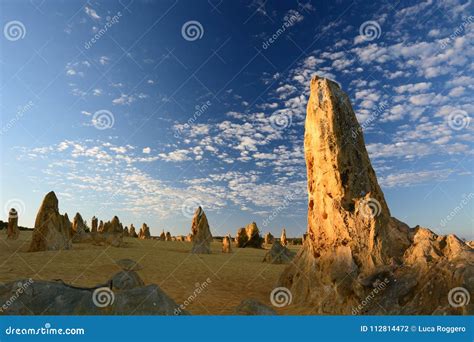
[280,76,473,314]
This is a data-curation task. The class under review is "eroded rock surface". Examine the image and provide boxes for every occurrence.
[191,207,212,254]
[279,77,473,315]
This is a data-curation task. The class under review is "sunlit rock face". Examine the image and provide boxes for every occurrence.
[279,77,473,315]
[191,207,212,254]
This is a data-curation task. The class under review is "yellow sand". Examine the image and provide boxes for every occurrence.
[0,231,306,315]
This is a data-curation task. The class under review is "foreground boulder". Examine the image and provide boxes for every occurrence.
[0,278,187,315]
[234,299,276,315]
[6,208,19,240]
[279,76,473,315]
[28,192,72,252]
[190,207,212,254]
[263,241,295,264]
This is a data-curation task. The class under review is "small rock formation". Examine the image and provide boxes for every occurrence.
[129,224,138,238]
[264,232,274,245]
[91,216,98,233]
[234,299,277,315]
[245,222,263,248]
[185,233,193,242]
[235,227,248,247]
[92,216,123,247]
[263,241,295,264]
[176,235,185,242]
[165,231,172,241]
[72,212,91,243]
[6,208,19,240]
[190,206,212,254]
[28,191,72,252]
[222,235,232,253]
[139,223,151,239]
[279,76,474,315]
[98,220,104,233]
[160,230,166,241]
[280,228,287,246]
[123,227,130,237]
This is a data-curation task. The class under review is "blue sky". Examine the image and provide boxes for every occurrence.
[1,0,473,240]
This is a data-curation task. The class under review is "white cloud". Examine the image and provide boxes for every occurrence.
[142,147,151,154]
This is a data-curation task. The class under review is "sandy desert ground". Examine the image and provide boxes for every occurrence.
[0,231,305,315]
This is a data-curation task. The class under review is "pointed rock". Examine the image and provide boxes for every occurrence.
[279,77,472,315]
[91,216,98,233]
[129,224,138,238]
[190,207,212,254]
[28,192,72,252]
[222,235,232,253]
[264,232,274,245]
[139,223,151,239]
[72,212,91,243]
[280,229,287,246]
